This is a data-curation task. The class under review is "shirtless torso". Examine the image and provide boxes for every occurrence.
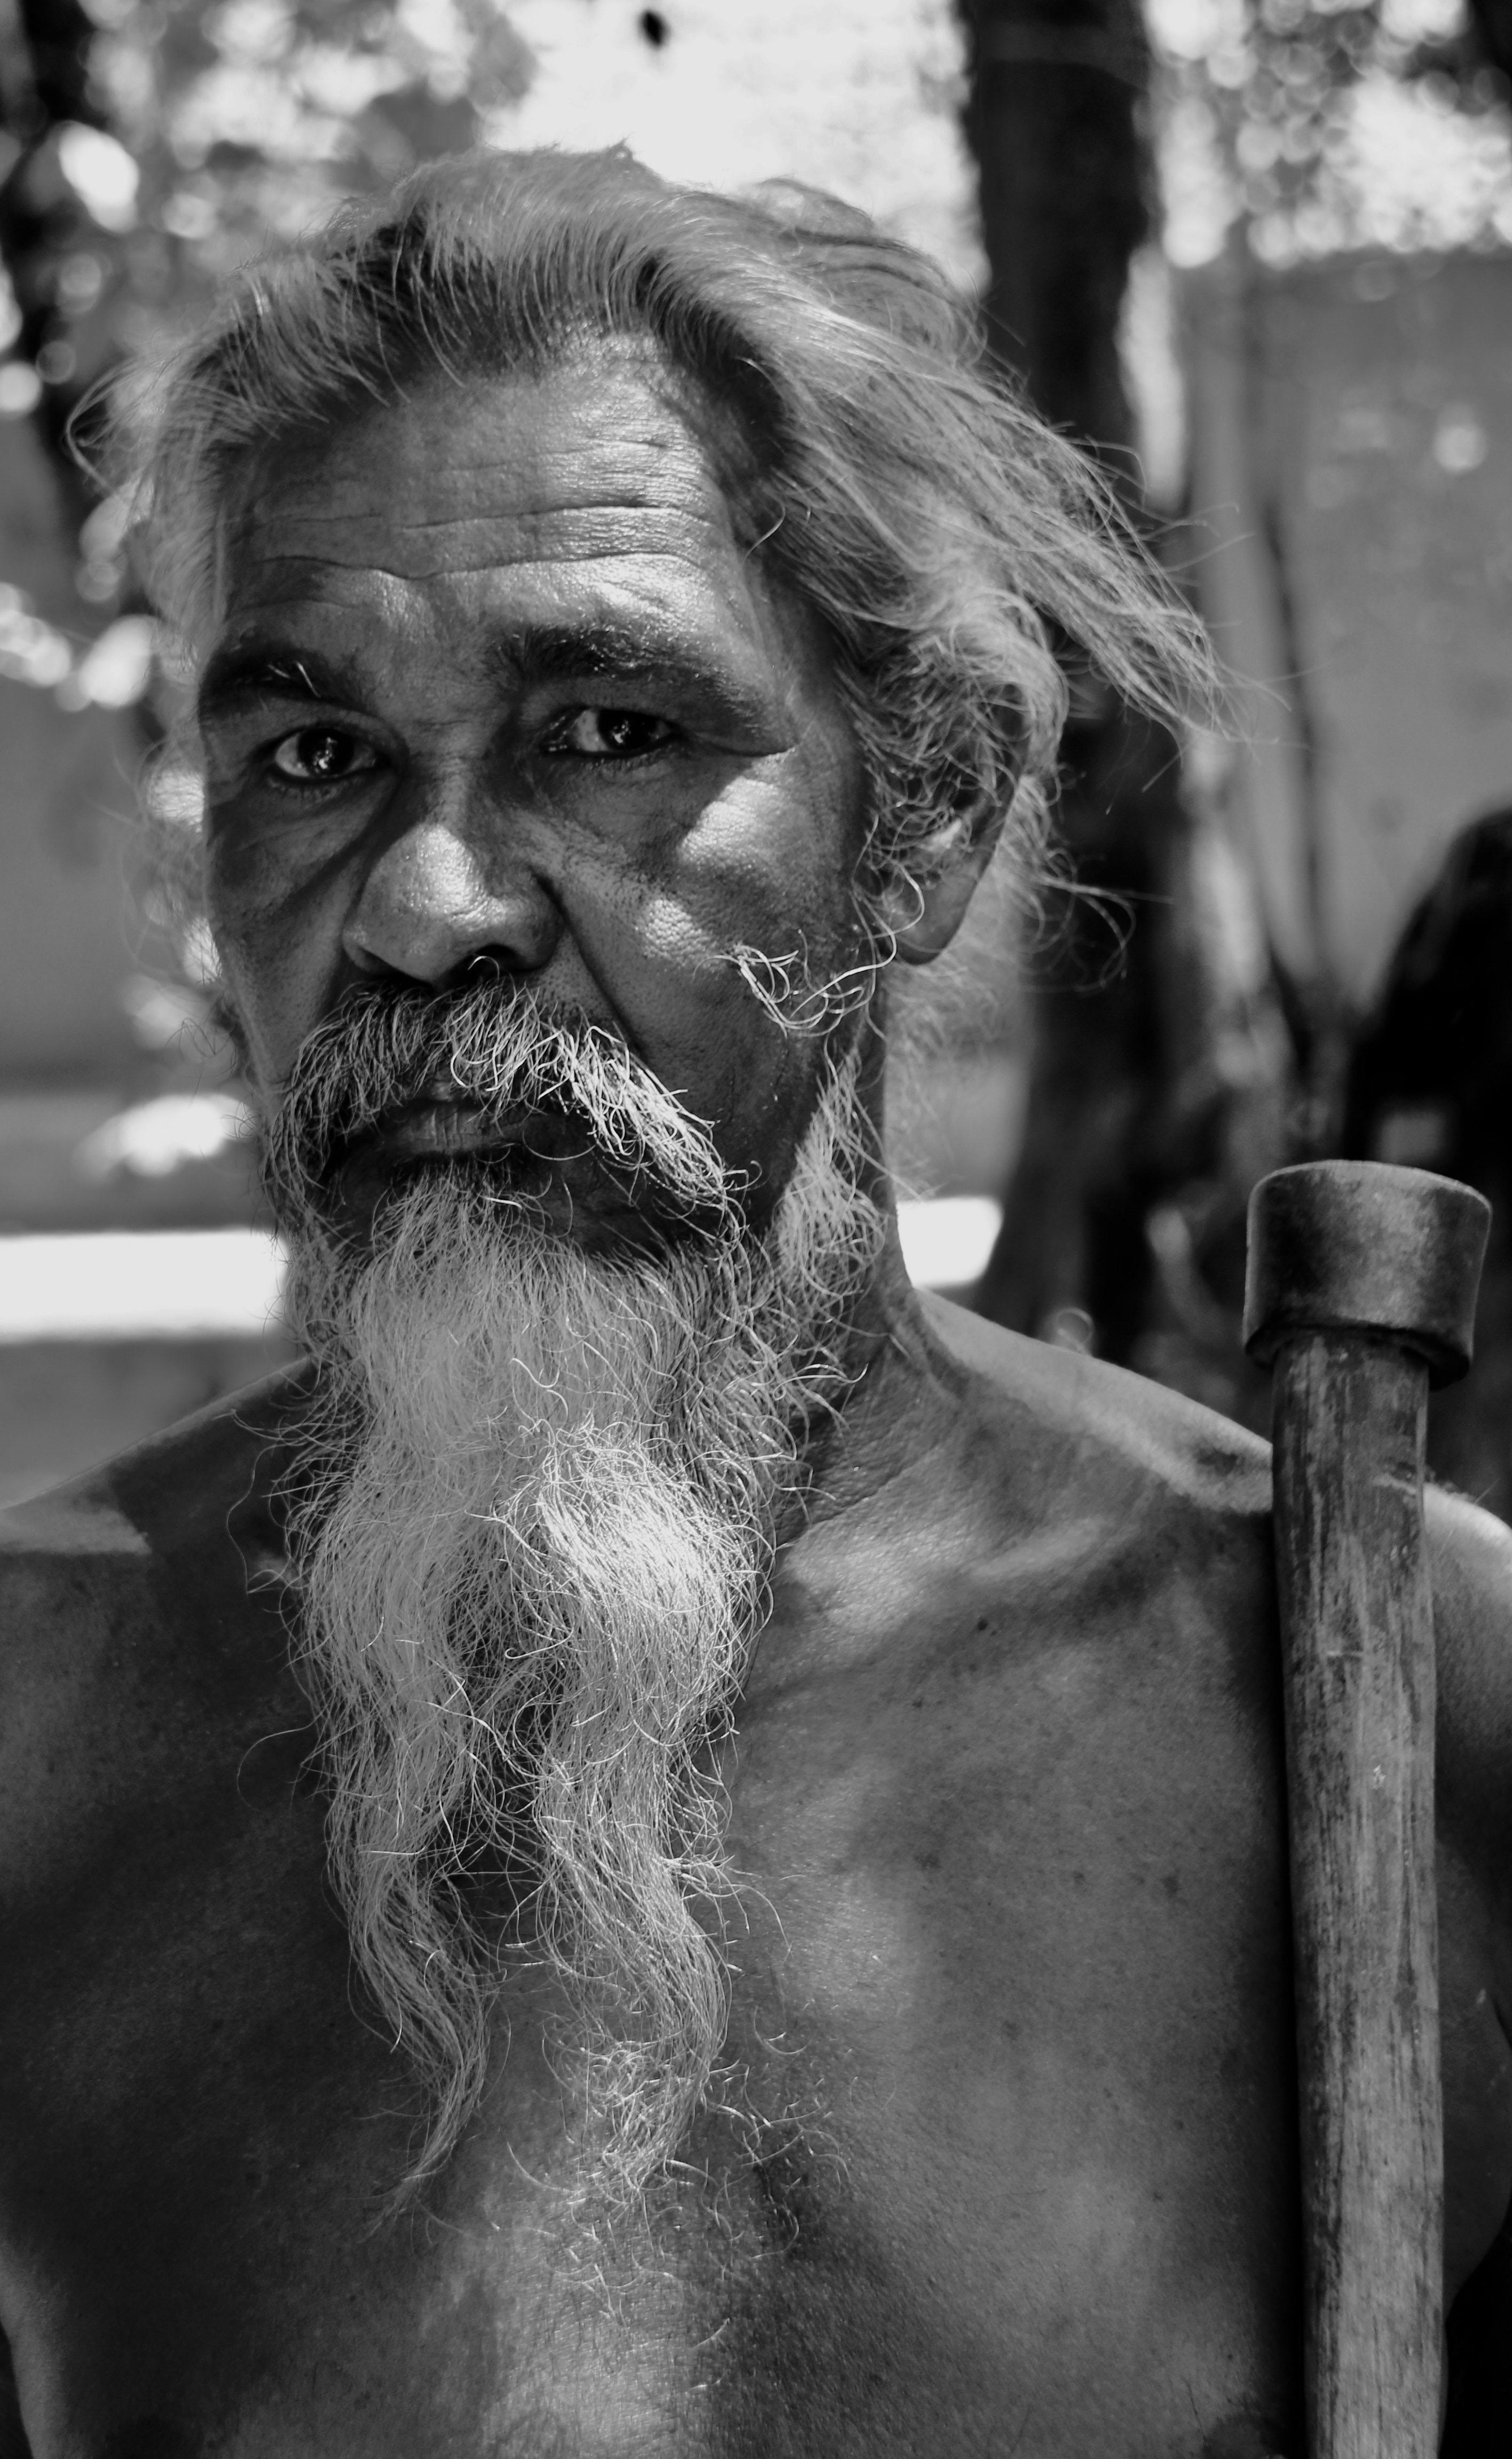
[2,1295,1509,2458]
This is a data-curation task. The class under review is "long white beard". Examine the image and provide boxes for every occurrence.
[276,1046,883,2206]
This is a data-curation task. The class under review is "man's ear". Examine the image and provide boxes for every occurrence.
[871,790,1009,967]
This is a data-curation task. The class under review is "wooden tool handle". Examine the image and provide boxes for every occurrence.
[1244,1162,1490,2459]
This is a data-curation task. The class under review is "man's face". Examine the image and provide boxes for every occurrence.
[197,350,869,1240]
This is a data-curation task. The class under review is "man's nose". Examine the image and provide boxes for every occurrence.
[342,811,561,988]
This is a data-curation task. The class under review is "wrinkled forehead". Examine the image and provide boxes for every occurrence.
[217,335,769,593]
[207,342,832,711]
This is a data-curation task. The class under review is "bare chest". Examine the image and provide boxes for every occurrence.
[3,1520,1506,2458]
[0,1599,1313,2459]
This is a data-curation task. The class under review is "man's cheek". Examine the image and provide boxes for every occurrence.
[204,812,300,951]
[208,918,330,1094]
[209,838,349,1033]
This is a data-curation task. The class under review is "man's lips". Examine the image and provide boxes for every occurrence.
[324,1094,681,1253]
[332,1094,608,1193]
[348,1097,545,1172]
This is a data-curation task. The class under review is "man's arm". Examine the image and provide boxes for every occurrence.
[1431,1488,1512,2451]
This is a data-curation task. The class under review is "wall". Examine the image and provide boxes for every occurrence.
[0,411,140,1083]
[1188,249,1512,1011]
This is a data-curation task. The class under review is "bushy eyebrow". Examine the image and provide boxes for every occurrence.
[491,616,706,684]
[484,616,778,732]
[196,648,345,728]
[198,618,784,740]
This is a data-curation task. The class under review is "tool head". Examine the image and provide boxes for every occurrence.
[1243,1160,1491,1385]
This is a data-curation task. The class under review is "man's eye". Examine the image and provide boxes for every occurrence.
[268,728,377,784]
[548,708,677,760]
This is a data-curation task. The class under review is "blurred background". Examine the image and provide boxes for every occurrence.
[3,0,1512,1509]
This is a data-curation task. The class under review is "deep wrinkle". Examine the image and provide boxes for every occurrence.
[198,360,874,1240]
[198,618,789,756]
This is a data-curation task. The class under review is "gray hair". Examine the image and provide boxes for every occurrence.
[118,145,1209,935]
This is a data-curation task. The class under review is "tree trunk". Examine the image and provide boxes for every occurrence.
[962,0,1235,1367]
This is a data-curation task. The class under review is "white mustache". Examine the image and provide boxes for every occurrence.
[260,982,736,1231]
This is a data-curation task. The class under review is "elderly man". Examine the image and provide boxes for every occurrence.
[1,149,1509,2456]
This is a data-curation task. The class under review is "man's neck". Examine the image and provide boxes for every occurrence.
[797,1216,966,1523]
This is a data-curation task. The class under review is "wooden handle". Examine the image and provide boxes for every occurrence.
[1244,1162,1490,2459]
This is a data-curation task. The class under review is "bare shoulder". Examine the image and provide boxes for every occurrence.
[916,1290,1273,1555]
[1430,1481,1512,1723]
[0,1368,309,1811]
[921,1297,1512,1779]
[1429,1482,1512,1880]
[0,1363,306,1570]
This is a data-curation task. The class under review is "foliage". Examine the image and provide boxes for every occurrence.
[0,0,532,628]
[1149,0,1512,265]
